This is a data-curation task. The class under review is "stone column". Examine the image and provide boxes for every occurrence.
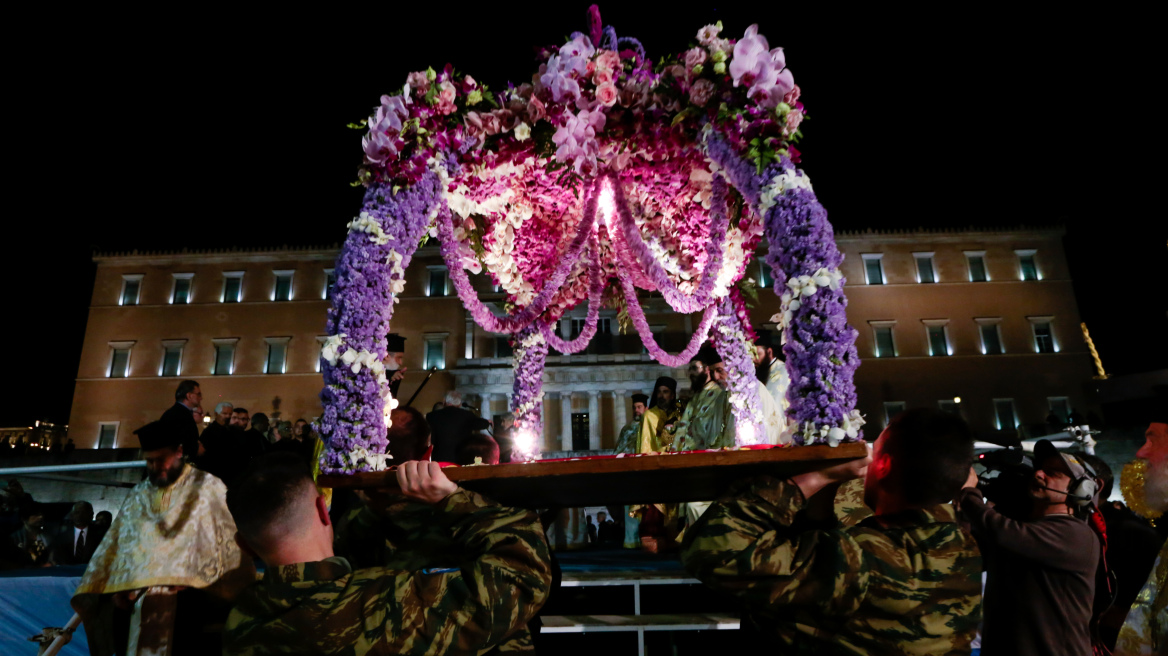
[613,390,627,432]
[480,394,493,423]
[561,393,574,451]
[464,316,475,359]
[588,390,601,450]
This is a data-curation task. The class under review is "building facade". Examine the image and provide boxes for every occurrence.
[68,226,1098,450]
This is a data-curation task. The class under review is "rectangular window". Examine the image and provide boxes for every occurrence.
[161,343,184,377]
[213,342,236,375]
[1016,249,1039,281]
[883,402,907,425]
[977,320,1004,355]
[494,336,513,358]
[324,269,336,300]
[97,423,118,449]
[109,348,131,378]
[273,271,294,302]
[120,275,142,306]
[265,339,288,374]
[757,257,772,289]
[927,324,950,356]
[965,251,988,282]
[171,274,193,304]
[938,400,959,415]
[424,335,447,370]
[1032,320,1055,353]
[1048,397,1071,424]
[222,272,243,303]
[571,412,591,451]
[994,398,1018,430]
[914,253,936,283]
[428,268,448,297]
[871,324,896,358]
[862,254,885,285]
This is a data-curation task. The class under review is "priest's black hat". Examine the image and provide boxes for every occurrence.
[694,344,722,366]
[386,334,406,352]
[631,393,649,404]
[652,376,677,394]
[134,421,182,451]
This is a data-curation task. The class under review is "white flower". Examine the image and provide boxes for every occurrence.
[514,122,531,141]
[340,348,359,366]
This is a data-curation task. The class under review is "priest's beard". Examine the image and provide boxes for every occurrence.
[149,461,185,488]
[1145,458,1168,513]
[755,360,771,385]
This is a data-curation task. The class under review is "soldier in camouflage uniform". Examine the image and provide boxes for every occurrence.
[681,408,983,655]
[223,455,551,655]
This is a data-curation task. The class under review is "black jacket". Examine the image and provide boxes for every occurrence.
[51,523,106,565]
[426,406,490,463]
[160,402,200,456]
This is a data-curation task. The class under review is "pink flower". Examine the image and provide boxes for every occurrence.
[684,47,707,72]
[596,49,620,72]
[463,112,486,146]
[728,25,794,109]
[783,84,801,105]
[696,23,722,46]
[462,75,477,90]
[480,112,502,135]
[594,68,613,85]
[596,82,618,107]
[689,78,717,107]
[406,71,430,94]
[586,60,596,76]
[527,96,547,122]
[436,80,457,115]
[786,109,803,131]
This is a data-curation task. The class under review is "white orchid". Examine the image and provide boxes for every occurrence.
[340,348,359,366]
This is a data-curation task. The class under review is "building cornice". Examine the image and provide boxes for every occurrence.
[93,245,343,266]
[833,225,1066,243]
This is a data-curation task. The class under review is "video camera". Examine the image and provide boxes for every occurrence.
[975,447,1036,520]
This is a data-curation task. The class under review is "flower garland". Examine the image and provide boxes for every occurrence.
[541,239,607,354]
[509,323,548,462]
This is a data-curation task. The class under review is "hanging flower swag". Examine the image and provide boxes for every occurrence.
[318,6,863,473]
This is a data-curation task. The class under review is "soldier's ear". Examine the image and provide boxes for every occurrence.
[315,494,332,527]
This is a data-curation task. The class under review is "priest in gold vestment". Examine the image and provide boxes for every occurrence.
[72,421,255,656]
[1115,418,1168,656]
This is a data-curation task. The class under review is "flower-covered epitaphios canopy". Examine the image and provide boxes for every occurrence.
[318,7,864,473]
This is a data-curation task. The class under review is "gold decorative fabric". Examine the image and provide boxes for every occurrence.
[72,465,254,602]
[1115,540,1168,656]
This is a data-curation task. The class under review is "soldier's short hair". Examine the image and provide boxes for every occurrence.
[388,407,431,462]
[227,453,316,548]
[881,409,975,506]
[456,433,499,466]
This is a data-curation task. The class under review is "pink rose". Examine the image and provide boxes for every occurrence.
[527,96,547,122]
[596,49,620,72]
[593,68,613,85]
[689,78,717,106]
[596,82,618,107]
[684,47,707,72]
[463,112,486,145]
[406,71,430,94]
[480,112,502,135]
[436,80,457,115]
[786,109,803,130]
[586,60,596,76]
[462,75,477,90]
[783,84,801,105]
[669,64,688,81]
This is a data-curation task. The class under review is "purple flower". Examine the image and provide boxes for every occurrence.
[728,25,794,110]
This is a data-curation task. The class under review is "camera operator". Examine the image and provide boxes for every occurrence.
[960,439,1103,656]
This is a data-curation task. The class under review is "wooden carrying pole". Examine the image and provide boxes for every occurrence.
[40,612,81,656]
[319,442,869,508]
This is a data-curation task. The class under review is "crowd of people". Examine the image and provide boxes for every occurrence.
[2,368,1166,655]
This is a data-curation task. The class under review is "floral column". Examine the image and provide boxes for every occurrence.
[509,322,548,462]
[712,295,765,445]
[318,170,444,474]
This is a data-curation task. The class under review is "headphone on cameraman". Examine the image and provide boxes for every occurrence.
[1062,454,1099,509]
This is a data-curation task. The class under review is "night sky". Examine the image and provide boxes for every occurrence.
[6,5,1164,427]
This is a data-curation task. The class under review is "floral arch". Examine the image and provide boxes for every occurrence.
[318,8,864,473]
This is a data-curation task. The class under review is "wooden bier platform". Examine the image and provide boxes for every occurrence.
[318,442,867,508]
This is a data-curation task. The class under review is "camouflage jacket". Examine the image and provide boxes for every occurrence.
[223,488,551,655]
[333,495,536,652]
[681,476,982,656]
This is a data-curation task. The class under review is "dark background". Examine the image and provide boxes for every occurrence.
[4,5,1164,426]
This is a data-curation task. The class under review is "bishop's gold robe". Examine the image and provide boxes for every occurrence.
[1115,539,1168,655]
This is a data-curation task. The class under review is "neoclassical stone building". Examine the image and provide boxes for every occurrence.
[68,226,1099,451]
